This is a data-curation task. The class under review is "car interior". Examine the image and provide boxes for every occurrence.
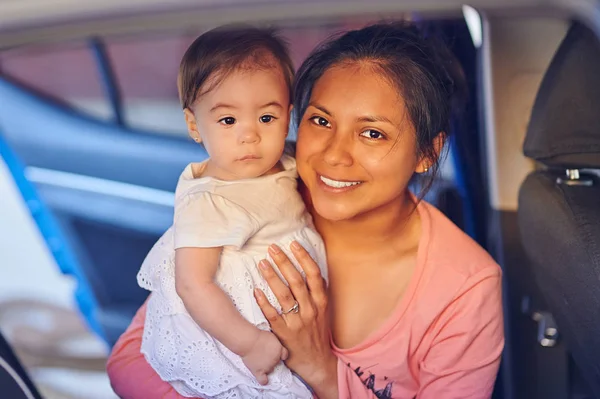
[0,1,599,398]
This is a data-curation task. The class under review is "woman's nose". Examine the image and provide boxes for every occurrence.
[322,133,353,167]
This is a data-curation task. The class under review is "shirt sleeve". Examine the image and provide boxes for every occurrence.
[337,360,379,399]
[417,269,504,399]
[173,191,259,250]
[106,299,195,399]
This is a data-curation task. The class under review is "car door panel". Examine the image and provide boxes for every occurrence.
[0,77,206,344]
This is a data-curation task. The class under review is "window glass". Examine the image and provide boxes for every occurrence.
[105,23,354,137]
[0,42,113,121]
[106,34,189,136]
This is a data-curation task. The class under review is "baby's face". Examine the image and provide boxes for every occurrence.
[189,66,291,180]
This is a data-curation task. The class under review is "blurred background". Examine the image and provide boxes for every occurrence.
[2,1,599,399]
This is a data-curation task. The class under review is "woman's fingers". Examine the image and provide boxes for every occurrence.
[258,258,299,313]
[254,288,286,331]
[266,245,314,318]
[289,241,328,312]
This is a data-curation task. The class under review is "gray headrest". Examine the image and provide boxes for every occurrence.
[524,22,600,168]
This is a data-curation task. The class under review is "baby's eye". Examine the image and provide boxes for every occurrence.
[309,116,331,128]
[260,115,276,123]
[219,117,236,125]
[359,129,385,140]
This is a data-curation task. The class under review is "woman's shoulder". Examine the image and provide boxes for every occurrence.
[410,201,502,334]
[419,201,501,281]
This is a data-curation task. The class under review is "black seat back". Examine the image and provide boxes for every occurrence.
[518,21,600,398]
[0,330,43,399]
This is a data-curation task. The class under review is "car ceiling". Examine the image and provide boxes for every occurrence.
[0,0,598,49]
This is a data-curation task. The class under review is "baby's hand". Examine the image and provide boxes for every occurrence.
[242,330,288,385]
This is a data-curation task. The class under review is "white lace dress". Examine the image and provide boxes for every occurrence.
[137,155,327,399]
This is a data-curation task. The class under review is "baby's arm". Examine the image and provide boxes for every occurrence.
[175,247,287,384]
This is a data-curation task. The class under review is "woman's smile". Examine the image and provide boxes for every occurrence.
[318,174,363,191]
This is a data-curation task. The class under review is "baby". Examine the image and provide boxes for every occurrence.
[136,25,327,398]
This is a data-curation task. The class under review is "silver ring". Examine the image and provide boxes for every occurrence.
[282,301,299,315]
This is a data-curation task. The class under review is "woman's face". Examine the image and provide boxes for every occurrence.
[296,62,428,222]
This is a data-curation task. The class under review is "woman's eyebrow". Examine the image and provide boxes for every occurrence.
[357,115,394,124]
[307,102,332,116]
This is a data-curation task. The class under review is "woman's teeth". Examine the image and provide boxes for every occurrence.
[320,175,361,188]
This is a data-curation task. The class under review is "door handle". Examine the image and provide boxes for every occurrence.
[522,296,559,347]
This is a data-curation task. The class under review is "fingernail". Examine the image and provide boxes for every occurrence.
[259,260,269,270]
[269,244,281,254]
[254,288,262,298]
[291,241,301,250]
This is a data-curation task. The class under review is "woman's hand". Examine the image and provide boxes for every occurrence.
[254,241,339,399]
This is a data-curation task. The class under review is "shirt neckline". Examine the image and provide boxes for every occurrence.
[330,199,432,355]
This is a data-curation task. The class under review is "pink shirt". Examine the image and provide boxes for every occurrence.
[107,201,504,399]
[334,202,504,398]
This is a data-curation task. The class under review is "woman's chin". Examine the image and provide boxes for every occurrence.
[312,201,357,222]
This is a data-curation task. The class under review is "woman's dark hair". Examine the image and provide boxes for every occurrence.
[294,21,464,195]
[178,24,295,109]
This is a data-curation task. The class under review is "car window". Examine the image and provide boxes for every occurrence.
[0,42,113,121]
[105,33,190,136]
[104,25,347,138]
[0,17,396,139]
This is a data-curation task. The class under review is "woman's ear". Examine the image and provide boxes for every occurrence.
[415,132,446,173]
[184,108,202,143]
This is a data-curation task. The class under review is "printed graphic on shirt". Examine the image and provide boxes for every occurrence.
[350,363,393,399]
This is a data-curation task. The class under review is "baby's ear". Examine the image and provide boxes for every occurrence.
[184,108,201,143]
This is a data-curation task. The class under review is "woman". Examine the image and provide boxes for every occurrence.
[107,21,504,399]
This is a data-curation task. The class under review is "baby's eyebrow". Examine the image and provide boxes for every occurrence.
[259,101,283,109]
[209,101,283,113]
[210,103,236,113]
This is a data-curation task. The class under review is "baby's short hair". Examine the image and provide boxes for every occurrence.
[178,24,295,109]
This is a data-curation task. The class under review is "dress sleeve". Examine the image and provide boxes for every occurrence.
[106,299,196,399]
[173,191,259,250]
[417,269,504,399]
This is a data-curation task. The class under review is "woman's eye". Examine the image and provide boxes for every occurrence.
[219,117,236,125]
[309,116,331,128]
[360,129,385,140]
[260,115,276,123]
